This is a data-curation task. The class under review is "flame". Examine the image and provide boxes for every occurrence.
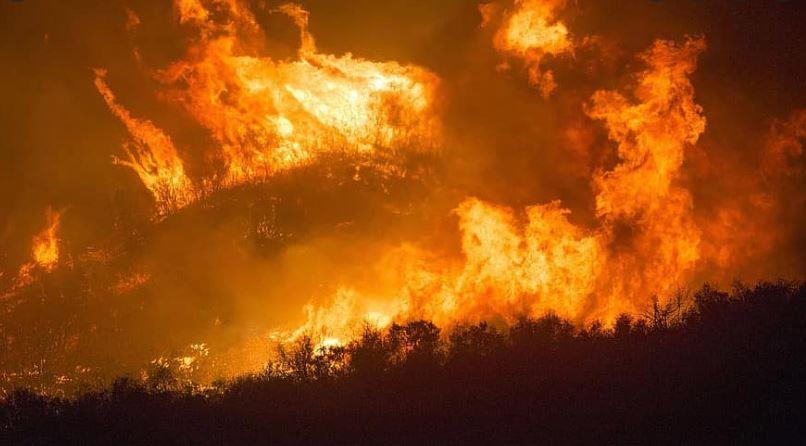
[278,287,399,347]
[2,0,803,394]
[5,209,63,293]
[277,196,601,343]
[31,208,61,270]
[94,70,194,215]
[284,37,708,341]
[446,198,601,322]
[482,0,573,97]
[96,0,440,212]
[762,109,806,180]
[586,37,706,319]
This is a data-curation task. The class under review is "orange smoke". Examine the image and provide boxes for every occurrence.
[762,109,806,180]
[96,0,441,213]
[481,0,573,97]
[700,108,805,277]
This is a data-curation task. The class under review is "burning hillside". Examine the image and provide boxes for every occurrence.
[0,0,804,395]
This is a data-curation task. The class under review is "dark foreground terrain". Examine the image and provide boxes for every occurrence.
[2,282,805,444]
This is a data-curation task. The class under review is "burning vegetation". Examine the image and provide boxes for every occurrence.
[1,0,804,430]
[94,0,441,214]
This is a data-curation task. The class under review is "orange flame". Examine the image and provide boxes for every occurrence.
[283,37,708,342]
[482,0,573,97]
[31,208,61,271]
[96,0,441,212]
[94,69,194,215]
[586,37,706,319]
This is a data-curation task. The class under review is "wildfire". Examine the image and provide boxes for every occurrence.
[94,70,194,215]
[5,209,63,293]
[3,0,801,395]
[284,36,708,341]
[97,0,441,213]
[481,0,573,97]
[274,287,400,348]
[31,208,61,270]
[89,1,735,371]
[586,37,706,320]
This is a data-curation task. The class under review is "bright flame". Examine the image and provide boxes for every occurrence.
[482,0,573,97]
[94,69,193,215]
[586,37,706,320]
[279,287,398,347]
[6,208,63,293]
[31,208,61,270]
[96,0,440,212]
[285,37,708,341]
[448,198,601,322]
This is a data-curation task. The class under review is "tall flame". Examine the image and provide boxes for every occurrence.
[285,37,708,343]
[94,69,193,215]
[587,37,706,319]
[5,208,63,294]
[31,208,61,270]
[96,0,440,212]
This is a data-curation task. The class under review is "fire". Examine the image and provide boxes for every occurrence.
[2,0,803,395]
[94,70,193,215]
[420,198,602,324]
[31,208,61,270]
[586,37,706,320]
[284,36,708,340]
[482,0,573,97]
[96,0,441,213]
[92,1,714,367]
[278,287,399,348]
[5,209,63,293]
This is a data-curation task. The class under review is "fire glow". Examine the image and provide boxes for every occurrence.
[1,0,803,392]
[95,0,440,214]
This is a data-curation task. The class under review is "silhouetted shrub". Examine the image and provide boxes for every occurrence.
[2,281,805,444]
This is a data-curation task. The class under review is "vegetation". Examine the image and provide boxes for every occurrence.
[2,281,805,444]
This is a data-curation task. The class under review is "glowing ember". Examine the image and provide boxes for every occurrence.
[95,70,193,215]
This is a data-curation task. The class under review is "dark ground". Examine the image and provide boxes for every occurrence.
[2,281,805,445]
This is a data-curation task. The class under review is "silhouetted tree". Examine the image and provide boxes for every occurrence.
[346,324,392,379]
[447,322,505,363]
[2,282,804,444]
[388,320,441,368]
